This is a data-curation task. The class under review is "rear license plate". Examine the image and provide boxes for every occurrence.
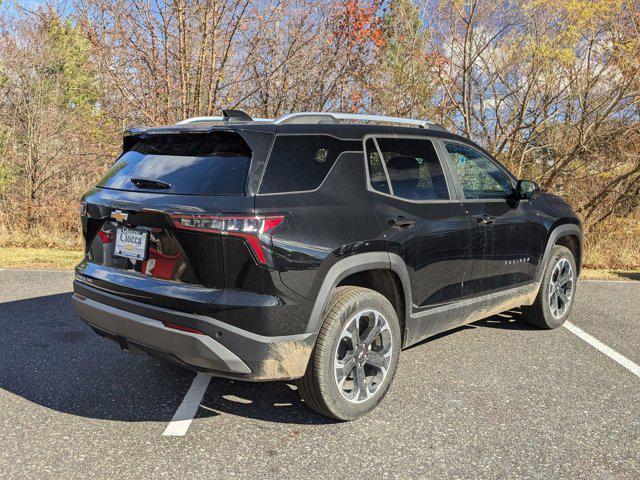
[114,227,148,261]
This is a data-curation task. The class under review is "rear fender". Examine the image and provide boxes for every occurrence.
[306,252,412,342]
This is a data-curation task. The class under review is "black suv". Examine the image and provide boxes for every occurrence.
[73,110,582,420]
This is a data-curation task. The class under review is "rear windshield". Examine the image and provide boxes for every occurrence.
[97,132,252,195]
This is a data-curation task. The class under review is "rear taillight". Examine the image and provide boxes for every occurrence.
[170,214,285,266]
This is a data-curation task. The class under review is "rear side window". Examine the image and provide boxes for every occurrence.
[367,137,449,200]
[98,132,252,195]
[365,139,390,194]
[259,135,345,194]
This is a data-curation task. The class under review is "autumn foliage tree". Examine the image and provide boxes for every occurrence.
[0,0,638,268]
[0,9,112,237]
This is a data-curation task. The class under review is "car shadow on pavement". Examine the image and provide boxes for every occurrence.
[0,293,331,425]
[405,309,537,352]
[199,380,336,425]
[472,309,539,330]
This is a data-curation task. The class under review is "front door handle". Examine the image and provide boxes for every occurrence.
[388,216,416,228]
[476,214,494,225]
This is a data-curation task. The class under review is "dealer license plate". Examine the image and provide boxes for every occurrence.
[113,227,148,261]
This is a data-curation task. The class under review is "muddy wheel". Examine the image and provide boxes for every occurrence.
[297,286,401,421]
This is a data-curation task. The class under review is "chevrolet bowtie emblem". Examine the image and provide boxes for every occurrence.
[112,210,128,222]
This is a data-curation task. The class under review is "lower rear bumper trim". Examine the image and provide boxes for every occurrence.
[73,294,252,374]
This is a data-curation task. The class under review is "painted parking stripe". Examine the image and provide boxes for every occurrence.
[163,373,211,436]
[564,321,640,379]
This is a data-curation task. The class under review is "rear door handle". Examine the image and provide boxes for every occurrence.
[475,214,494,225]
[388,216,415,228]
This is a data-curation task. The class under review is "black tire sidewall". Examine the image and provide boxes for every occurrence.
[315,289,401,420]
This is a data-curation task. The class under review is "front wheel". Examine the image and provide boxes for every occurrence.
[297,286,401,420]
[522,245,577,329]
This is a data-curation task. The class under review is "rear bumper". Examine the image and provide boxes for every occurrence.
[72,285,315,381]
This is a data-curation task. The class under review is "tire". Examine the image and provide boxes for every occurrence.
[297,286,401,421]
[522,245,577,329]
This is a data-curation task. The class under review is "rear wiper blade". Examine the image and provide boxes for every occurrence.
[130,178,172,190]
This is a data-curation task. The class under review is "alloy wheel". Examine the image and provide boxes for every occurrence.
[548,258,574,319]
[334,309,392,403]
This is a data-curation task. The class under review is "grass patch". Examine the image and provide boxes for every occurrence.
[580,269,640,281]
[0,232,81,251]
[0,247,83,270]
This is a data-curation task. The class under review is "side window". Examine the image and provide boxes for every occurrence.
[368,137,449,201]
[259,135,344,194]
[444,143,512,199]
[365,138,390,194]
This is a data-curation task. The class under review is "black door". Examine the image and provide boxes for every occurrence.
[364,136,475,317]
[440,141,543,296]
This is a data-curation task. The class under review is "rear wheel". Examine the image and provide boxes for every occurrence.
[522,245,577,329]
[298,286,401,420]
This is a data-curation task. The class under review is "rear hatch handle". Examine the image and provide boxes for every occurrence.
[130,178,172,190]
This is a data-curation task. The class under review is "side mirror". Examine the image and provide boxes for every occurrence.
[515,179,540,199]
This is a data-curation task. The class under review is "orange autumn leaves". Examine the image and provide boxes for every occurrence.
[335,0,385,49]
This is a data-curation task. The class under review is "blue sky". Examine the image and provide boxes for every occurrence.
[2,0,75,18]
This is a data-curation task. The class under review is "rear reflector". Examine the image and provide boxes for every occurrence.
[162,321,206,335]
[170,214,285,265]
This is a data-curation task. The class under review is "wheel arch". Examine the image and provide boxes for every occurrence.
[529,222,583,304]
[555,233,582,275]
[307,252,412,346]
[541,223,583,276]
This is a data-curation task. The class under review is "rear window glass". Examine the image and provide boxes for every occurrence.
[259,135,346,194]
[365,138,390,194]
[97,132,252,195]
[371,137,449,200]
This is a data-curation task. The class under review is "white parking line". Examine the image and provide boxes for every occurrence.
[564,321,640,379]
[163,373,211,437]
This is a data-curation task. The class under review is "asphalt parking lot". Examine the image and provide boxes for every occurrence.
[1,269,638,479]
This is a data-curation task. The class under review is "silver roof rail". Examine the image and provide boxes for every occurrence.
[175,112,446,130]
[176,116,273,125]
[176,116,223,124]
[273,112,439,129]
